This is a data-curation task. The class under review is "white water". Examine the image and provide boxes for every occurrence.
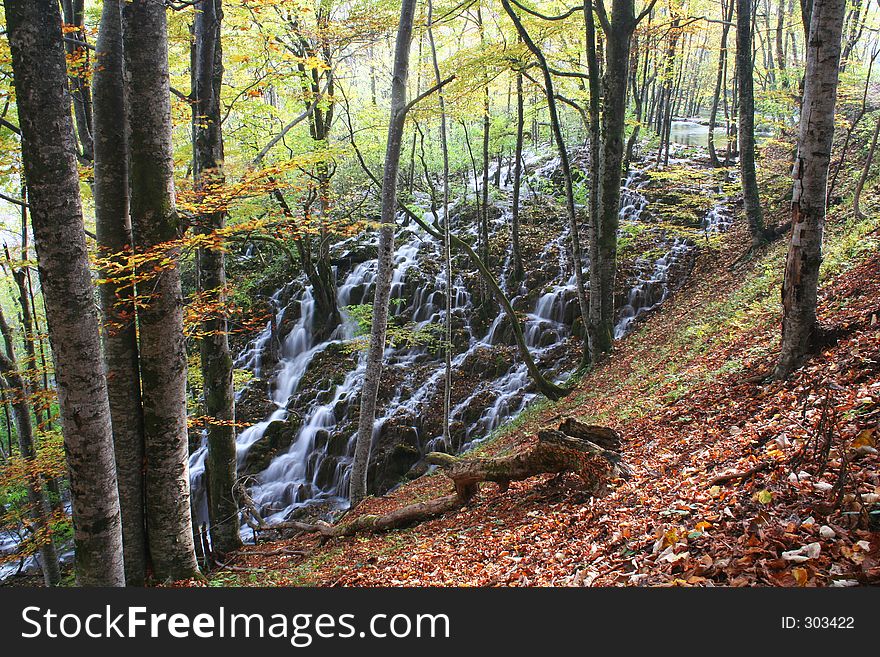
[185,158,734,535]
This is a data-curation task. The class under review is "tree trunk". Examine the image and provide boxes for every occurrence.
[0,307,61,586]
[122,0,199,581]
[93,0,148,585]
[584,0,602,365]
[775,0,846,378]
[709,0,734,167]
[349,0,418,507]
[503,0,590,364]
[589,0,635,360]
[511,64,526,282]
[426,0,454,448]
[5,255,47,428]
[853,114,879,220]
[61,0,94,162]
[737,0,769,246]
[775,0,788,86]
[4,0,125,586]
[192,0,242,560]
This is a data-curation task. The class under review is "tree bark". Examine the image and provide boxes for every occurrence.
[853,114,879,220]
[511,63,526,282]
[191,0,242,560]
[4,0,125,586]
[349,0,418,507]
[737,0,769,246]
[426,0,454,448]
[122,0,199,581]
[775,0,846,379]
[61,0,94,162]
[93,0,148,585]
[589,0,636,360]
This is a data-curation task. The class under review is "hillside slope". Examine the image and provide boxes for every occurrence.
[208,200,880,588]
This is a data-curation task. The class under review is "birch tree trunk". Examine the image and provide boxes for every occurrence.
[349,0,418,507]
[192,0,242,559]
[775,0,846,378]
[426,0,454,447]
[122,0,199,580]
[4,0,125,586]
[511,64,526,283]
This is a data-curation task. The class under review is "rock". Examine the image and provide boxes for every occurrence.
[370,443,421,494]
[313,429,330,450]
[326,430,352,456]
[459,345,516,379]
[314,455,340,489]
[241,417,301,476]
[235,379,275,427]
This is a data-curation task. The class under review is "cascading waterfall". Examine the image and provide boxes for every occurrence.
[613,173,733,339]
[187,156,733,537]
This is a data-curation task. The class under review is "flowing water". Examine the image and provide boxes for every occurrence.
[1,153,732,578]
[186,155,732,536]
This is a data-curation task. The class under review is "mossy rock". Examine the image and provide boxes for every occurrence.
[241,417,301,476]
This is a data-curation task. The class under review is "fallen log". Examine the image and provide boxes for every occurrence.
[235,420,629,541]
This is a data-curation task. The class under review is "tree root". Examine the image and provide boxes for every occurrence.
[236,419,629,540]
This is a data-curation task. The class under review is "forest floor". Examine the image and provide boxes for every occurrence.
[200,193,880,588]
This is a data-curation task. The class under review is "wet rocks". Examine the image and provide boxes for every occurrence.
[460,345,516,379]
[242,417,301,477]
[236,378,276,427]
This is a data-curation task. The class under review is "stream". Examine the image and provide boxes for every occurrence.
[188,144,733,536]
[0,126,732,577]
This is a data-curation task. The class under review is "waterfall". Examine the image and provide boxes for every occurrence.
[186,158,732,538]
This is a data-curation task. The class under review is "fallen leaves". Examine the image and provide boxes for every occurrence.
[208,231,880,589]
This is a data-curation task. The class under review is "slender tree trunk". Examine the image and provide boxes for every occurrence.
[655,19,679,166]
[504,0,590,363]
[4,0,125,586]
[854,114,879,220]
[5,256,46,428]
[122,0,199,581]
[0,307,60,586]
[426,0,454,448]
[511,63,525,282]
[775,0,788,86]
[92,0,149,586]
[1,389,13,458]
[775,0,846,378]
[737,0,769,246]
[709,0,734,167]
[350,0,417,507]
[624,30,645,168]
[192,0,242,560]
[61,0,94,162]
